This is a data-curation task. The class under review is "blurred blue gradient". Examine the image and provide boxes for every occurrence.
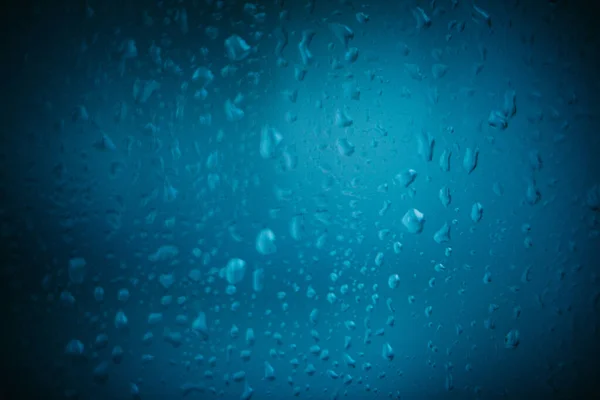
[1,0,599,399]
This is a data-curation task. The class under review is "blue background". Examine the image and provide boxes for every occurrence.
[1,0,599,399]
